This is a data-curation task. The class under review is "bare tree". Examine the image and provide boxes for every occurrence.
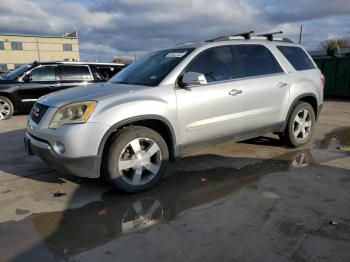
[113,56,134,65]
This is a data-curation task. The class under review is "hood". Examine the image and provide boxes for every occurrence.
[38,83,149,108]
[0,78,15,84]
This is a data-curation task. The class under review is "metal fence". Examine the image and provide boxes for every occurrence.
[314,56,350,98]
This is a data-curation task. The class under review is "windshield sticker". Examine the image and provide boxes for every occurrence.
[165,51,187,58]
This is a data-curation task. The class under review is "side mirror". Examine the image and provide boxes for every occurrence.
[22,73,32,82]
[180,72,207,87]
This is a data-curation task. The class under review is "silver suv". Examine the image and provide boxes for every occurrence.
[25,32,324,192]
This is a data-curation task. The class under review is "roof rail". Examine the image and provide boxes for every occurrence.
[255,31,283,41]
[205,31,254,42]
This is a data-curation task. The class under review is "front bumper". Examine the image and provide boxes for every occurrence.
[24,132,101,178]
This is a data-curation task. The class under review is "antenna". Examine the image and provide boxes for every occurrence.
[255,31,283,41]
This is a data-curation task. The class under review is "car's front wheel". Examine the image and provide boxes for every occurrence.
[105,126,169,193]
[281,101,315,147]
[0,96,14,120]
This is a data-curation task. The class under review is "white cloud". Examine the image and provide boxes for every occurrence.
[0,0,349,61]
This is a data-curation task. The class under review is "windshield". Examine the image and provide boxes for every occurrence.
[110,48,194,86]
[3,64,33,80]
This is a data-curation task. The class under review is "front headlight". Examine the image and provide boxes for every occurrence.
[49,101,97,129]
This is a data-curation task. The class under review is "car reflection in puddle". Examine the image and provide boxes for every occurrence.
[30,149,348,259]
[121,197,164,234]
[3,127,350,261]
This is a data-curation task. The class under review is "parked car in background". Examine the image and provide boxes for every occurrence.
[0,61,125,120]
[25,31,324,192]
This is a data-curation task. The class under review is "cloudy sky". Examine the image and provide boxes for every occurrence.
[0,0,349,62]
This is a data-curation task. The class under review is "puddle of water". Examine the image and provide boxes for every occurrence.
[0,127,349,261]
[0,150,321,261]
[318,127,350,150]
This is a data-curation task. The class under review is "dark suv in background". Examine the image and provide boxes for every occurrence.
[0,61,125,120]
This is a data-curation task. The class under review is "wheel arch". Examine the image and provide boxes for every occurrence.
[0,92,17,110]
[285,93,319,124]
[98,115,180,162]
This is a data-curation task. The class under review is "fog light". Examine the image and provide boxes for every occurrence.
[53,141,65,155]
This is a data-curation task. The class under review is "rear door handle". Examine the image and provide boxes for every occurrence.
[229,89,243,96]
[277,82,288,88]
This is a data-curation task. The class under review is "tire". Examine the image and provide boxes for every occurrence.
[105,126,169,193]
[0,95,14,120]
[281,102,315,147]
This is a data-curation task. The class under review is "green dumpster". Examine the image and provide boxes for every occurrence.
[313,56,350,98]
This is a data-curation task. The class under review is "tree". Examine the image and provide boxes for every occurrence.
[321,36,350,57]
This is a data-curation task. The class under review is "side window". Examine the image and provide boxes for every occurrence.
[89,66,104,81]
[96,66,121,80]
[30,66,57,81]
[11,42,23,50]
[0,42,4,50]
[60,65,92,80]
[0,64,8,71]
[63,44,73,52]
[185,46,236,83]
[277,46,315,71]
[233,45,283,78]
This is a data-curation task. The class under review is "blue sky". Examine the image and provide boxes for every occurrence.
[0,0,349,62]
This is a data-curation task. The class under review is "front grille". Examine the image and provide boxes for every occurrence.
[30,103,49,124]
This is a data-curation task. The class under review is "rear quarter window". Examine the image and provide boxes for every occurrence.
[277,46,315,71]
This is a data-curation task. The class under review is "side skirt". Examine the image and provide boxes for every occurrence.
[179,122,286,155]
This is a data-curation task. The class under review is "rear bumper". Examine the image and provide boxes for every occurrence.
[24,132,101,178]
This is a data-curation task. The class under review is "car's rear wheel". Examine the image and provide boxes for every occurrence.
[0,96,14,120]
[281,102,315,147]
[106,126,169,193]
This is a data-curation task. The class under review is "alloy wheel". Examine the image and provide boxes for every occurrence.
[0,98,11,120]
[293,109,312,141]
[118,137,162,186]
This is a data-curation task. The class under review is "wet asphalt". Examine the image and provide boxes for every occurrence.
[0,100,349,262]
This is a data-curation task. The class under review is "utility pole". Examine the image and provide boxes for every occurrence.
[36,36,41,61]
[298,25,303,44]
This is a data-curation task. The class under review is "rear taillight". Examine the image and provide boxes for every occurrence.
[320,74,325,87]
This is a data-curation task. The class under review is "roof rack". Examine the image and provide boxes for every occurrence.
[205,31,254,42]
[35,61,125,66]
[204,30,294,43]
[255,31,283,41]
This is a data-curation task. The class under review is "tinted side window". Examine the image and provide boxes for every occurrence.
[0,42,4,50]
[95,66,120,80]
[89,66,104,81]
[30,66,57,81]
[234,45,283,78]
[185,46,235,83]
[60,66,91,80]
[277,46,315,71]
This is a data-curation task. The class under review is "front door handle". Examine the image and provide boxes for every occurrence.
[277,82,288,88]
[229,89,243,96]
